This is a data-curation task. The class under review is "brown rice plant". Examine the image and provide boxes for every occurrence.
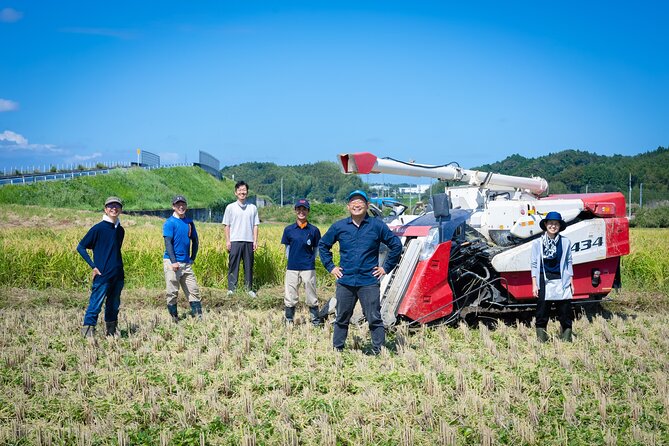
[621,228,669,294]
[0,206,339,291]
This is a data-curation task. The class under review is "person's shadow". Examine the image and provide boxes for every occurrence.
[118,322,141,338]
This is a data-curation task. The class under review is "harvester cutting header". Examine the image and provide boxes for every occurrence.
[338,152,630,326]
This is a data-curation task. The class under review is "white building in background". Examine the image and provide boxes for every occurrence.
[398,184,430,194]
[369,184,391,193]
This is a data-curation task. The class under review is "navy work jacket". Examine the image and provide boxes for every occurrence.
[319,215,402,287]
[281,222,321,270]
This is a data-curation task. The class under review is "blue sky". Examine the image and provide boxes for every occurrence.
[1,1,668,177]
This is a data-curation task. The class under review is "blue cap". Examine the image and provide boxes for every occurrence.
[294,198,310,210]
[540,211,567,232]
[346,189,369,202]
[172,195,187,205]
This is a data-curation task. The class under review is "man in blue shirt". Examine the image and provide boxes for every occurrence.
[77,196,125,338]
[319,190,402,354]
[163,195,202,322]
[281,199,322,325]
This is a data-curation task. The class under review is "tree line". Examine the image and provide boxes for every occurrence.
[221,161,363,204]
[471,146,669,204]
[221,146,669,207]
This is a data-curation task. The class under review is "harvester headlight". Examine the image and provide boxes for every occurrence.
[419,227,440,261]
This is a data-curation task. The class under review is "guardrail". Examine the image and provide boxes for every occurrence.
[0,163,195,186]
[0,169,113,185]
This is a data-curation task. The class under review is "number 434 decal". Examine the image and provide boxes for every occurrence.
[571,237,603,252]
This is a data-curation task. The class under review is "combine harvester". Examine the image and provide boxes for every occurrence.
[338,152,630,326]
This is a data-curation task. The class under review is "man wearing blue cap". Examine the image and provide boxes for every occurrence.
[281,198,322,325]
[163,195,202,322]
[319,190,403,354]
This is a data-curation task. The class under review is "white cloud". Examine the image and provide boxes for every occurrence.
[0,7,22,23]
[0,130,64,153]
[0,130,28,145]
[72,152,102,161]
[0,99,19,112]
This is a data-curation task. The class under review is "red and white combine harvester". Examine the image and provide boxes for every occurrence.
[338,152,630,327]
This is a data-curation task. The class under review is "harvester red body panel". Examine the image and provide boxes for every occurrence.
[397,242,454,324]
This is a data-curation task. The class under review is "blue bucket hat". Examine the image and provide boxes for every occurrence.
[540,211,567,232]
[346,189,369,202]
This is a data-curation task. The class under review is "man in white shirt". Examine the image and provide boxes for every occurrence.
[222,181,260,297]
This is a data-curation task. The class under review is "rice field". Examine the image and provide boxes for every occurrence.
[1,303,668,445]
[1,205,668,445]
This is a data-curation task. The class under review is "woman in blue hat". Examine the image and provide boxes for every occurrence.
[530,211,575,342]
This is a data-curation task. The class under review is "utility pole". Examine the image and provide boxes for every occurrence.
[628,173,632,218]
[280,178,284,207]
[640,183,643,208]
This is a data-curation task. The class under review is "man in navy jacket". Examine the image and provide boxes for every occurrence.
[281,198,321,324]
[77,196,125,337]
[319,190,402,354]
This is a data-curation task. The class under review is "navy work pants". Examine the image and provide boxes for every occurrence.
[228,241,254,291]
[333,283,384,353]
[536,275,572,331]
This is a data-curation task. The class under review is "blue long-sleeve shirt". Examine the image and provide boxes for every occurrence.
[319,215,402,286]
[76,220,125,283]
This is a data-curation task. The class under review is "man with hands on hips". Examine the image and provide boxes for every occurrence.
[319,190,402,354]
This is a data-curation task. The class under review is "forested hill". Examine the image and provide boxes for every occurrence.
[474,146,669,203]
[221,161,363,204]
[223,147,669,205]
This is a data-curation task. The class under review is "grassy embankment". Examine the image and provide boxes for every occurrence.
[0,165,349,225]
[0,166,236,211]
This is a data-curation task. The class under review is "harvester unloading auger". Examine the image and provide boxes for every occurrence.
[336,152,630,327]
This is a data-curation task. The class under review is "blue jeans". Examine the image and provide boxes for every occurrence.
[333,283,384,353]
[83,279,124,326]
